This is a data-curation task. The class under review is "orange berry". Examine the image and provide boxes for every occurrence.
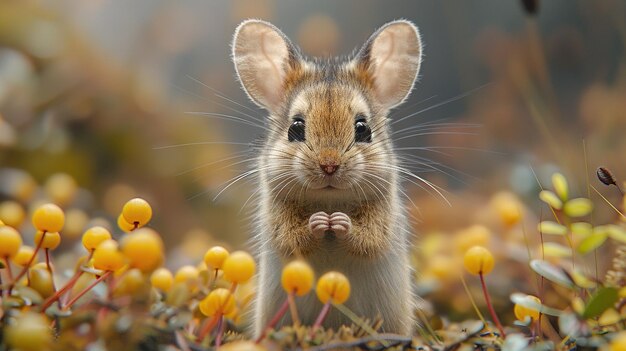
[117,214,134,232]
[92,239,125,271]
[316,271,350,304]
[121,198,152,228]
[82,226,112,251]
[120,228,164,273]
[281,260,314,296]
[198,288,235,317]
[12,245,35,267]
[150,268,174,292]
[0,201,26,228]
[32,203,65,233]
[0,225,22,258]
[514,295,541,322]
[222,251,256,284]
[463,246,495,275]
[174,265,200,285]
[44,173,78,206]
[204,246,229,270]
[34,231,61,250]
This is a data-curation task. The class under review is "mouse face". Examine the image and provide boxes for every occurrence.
[233,20,422,202]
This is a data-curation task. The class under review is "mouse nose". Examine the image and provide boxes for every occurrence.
[320,163,339,175]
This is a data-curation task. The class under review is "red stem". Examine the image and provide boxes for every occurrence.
[215,315,225,348]
[255,298,290,343]
[9,231,45,290]
[40,252,94,311]
[4,257,13,282]
[479,272,506,337]
[196,314,220,342]
[309,301,332,339]
[63,271,112,310]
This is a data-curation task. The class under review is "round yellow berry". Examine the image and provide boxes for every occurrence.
[222,251,256,284]
[63,209,89,239]
[121,198,152,228]
[113,268,146,296]
[92,239,125,272]
[316,271,351,304]
[463,246,495,275]
[0,201,26,228]
[198,288,235,317]
[174,265,200,284]
[610,332,626,351]
[44,173,78,206]
[5,312,51,351]
[117,214,134,232]
[34,231,61,250]
[281,260,314,296]
[32,203,65,233]
[0,225,22,258]
[29,267,55,298]
[204,246,229,270]
[82,226,112,251]
[490,191,522,226]
[121,228,164,273]
[454,225,491,253]
[514,295,541,322]
[12,245,35,267]
[150,268,174,292]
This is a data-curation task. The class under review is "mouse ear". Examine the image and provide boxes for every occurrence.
[356,20,422,110]
[232,20,300,113]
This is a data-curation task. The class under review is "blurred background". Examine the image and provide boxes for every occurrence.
[0,0,625,322]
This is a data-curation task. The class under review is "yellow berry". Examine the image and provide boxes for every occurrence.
[454,225,491,253]
[92,239,125,272]
[29,267,55,298]
[0,225,22,258]
[44,173,78,206]
[316,271,351,304]
[63,209,89,239]
[117,214,135,232]
[113,268,146,296]
[490,191,523,226]
[151,268,174,292]
[463,246,495,275]
[174,265,200,285]
[281,260,314,296]
[0,201,26,228]
[198,288,235,317]
[32,203,65,233]
[514,295,541,321]
[204,246,229,270]
[610,332,626,351]
[222,251,256,284]
[82,226,112,251]
[120,228,164,273]
[5,312,51,351]
[121,198,152,228]
[34,231,61,250]
[12,245,35,267]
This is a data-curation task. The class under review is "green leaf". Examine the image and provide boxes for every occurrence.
[542,242,572,258]
[563,198,593,217]
[538,221,567,235]
[530,259,575,289]
[571,222,592,237]
[582,287,619,319]
[539,190,562,210]
[576,232,608,254]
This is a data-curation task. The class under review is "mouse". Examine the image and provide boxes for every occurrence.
[231,19,422,336]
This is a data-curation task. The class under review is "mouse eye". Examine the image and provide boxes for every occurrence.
[288,117,306,142]
[354,118,372,143]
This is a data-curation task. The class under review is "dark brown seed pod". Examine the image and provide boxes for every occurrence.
[597,167,617,186]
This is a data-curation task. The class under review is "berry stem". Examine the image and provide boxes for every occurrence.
[3,256,13,282]
[255,297,290,343]
[63,270,112,310]
[287,291,300,326]
[9,231,45,291]
[310,300,332,339]
[40,252,94,311]
[196,314,220,343]
[215,315,225,348]
[479,272,506,337]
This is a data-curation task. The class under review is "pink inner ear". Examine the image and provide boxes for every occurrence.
[368,23,421,109]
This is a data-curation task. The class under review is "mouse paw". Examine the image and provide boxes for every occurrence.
[309,212,330,239]
[329,212,352,238]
